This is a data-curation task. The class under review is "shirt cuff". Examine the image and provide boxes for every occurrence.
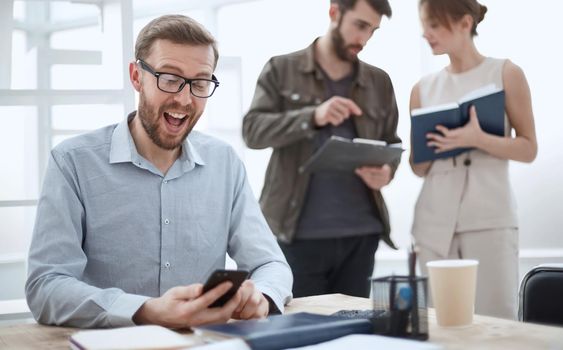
[256,286,286,315]
[106,293,151,327]
[263,294,281,315]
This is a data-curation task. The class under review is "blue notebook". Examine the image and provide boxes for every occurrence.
[410,84,505,163]
[193,312,373,350]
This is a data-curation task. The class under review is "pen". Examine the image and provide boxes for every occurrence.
[409,243,420,337]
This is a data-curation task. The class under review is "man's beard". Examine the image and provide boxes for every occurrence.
[137,92,199,150]
[331,18,363,62]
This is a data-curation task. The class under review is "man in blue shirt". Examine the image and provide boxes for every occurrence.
[25,14,292,329]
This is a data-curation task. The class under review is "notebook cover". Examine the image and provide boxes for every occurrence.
[194,312,373,350]
[299,136,403,173]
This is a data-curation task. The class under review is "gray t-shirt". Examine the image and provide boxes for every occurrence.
[295,67,383,239]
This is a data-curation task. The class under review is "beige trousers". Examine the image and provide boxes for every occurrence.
[418,228,519,320]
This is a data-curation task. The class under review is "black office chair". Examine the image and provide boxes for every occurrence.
[518,264,563,327]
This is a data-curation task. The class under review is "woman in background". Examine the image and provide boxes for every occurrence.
[410,0,537,319]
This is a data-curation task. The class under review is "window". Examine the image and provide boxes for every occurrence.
[2,0,562,302]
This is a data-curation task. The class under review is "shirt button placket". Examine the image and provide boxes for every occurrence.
[161,177,173,294]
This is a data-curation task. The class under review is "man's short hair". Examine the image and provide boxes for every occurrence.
[331,0,392,18]
[135,14,219,69]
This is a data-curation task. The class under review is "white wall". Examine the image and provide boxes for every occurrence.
[219,0,563,255]
[1,0,562,302]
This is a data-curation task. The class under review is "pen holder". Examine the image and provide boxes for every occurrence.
[370,275,429,340]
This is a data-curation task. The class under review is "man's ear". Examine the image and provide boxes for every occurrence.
[129,61,142,92]
[329,3,341,23]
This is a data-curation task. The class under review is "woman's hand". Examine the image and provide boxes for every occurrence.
[426,105,484,153]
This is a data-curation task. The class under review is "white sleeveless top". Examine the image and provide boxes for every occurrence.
[412,57,518,257]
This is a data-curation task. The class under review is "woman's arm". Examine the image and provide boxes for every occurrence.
[475,60,537,162]
[409,82,433,177]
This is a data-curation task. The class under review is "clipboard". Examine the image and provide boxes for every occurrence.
[299,136,404,173]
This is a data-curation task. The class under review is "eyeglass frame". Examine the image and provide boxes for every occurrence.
[136,59,220,98]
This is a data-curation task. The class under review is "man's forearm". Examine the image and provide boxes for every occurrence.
[26,273,149,328]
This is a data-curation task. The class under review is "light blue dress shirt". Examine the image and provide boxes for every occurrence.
[25,115,293,328]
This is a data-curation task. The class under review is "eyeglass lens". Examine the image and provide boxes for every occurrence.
[158,74,215,97]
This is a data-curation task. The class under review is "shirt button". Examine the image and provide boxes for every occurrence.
[164,262,171,268]
[464,159,472,167]
[291,93,300,101]
[164,219,170,225]
[301,122,308,130]
[163,180,168,184]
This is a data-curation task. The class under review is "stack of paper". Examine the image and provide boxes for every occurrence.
[286,334,442,349]
[69,325,196,350]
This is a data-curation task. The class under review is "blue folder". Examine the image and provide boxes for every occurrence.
[194,312,373,350]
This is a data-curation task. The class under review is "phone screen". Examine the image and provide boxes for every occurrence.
[202,269,249,308]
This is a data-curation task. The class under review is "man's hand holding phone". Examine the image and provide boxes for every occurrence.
[132,282,241,329]
[202,269,269,320]
[232,279,269,320]
[133,269,268,328]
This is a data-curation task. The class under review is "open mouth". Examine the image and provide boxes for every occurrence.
[163,111,188,129]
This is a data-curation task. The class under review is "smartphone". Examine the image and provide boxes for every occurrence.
[202,269,249,308]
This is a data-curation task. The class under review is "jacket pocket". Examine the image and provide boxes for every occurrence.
[280,90,321,109]
[364,105,388,121]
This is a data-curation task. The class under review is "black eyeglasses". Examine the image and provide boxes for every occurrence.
[137,59,220,98]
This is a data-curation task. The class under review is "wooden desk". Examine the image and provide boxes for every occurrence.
[288,294,563,349]
[0,294,561,349]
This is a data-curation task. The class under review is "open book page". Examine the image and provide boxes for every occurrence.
[69,325,196,350]
[352,138,387,147]
[457,83,501,104]
[410,84,502,117]
[192,339,251,350]
[353,138,404,149]
[388,142,404,149]
[286,334,442,350]
[410,102,458,117]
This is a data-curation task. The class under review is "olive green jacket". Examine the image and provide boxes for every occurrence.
[242,40,401,249]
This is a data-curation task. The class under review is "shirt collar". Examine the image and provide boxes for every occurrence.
[109,113,135,164]
[109,112,205,168]
[300,38,367,88]
[182,135,206,167]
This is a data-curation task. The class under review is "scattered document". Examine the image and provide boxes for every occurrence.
[192,339,251,350]
[69,325,196,350]
[285,334,443,350]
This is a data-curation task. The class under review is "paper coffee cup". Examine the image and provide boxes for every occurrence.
[427,259,478,327]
